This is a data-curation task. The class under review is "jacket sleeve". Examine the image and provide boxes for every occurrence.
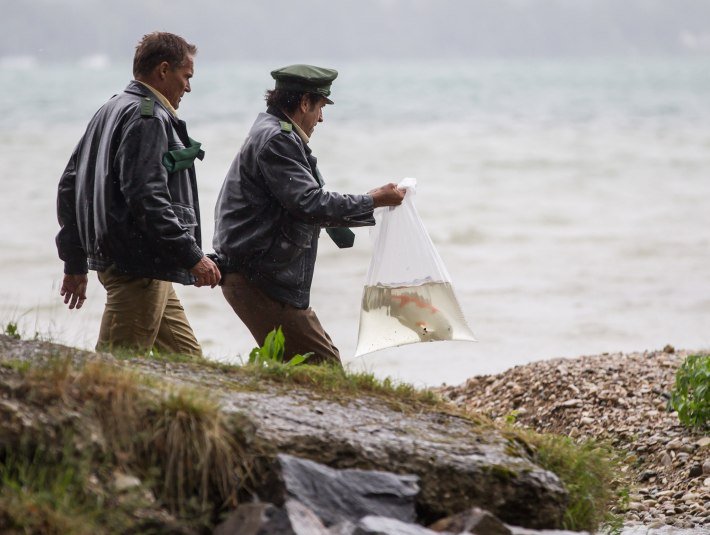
[56,144,88,275]
[115,116,204,270]
[258,134,375,228]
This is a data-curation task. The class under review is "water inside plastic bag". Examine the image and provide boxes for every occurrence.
[354,281,476,356]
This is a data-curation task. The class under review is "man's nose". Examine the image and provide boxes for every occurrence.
[185,81,191,93]
[318,109,323,122]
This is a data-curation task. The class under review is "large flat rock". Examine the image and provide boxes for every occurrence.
[0,336,568,529]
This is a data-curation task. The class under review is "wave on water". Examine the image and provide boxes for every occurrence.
[0,55,38,70]
[77,54,111,70]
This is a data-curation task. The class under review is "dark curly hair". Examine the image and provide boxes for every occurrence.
[265,89,321,114]
[133,32,197,78]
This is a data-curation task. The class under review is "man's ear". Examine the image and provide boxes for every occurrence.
[157,61,170,80]
[299,94,311,113]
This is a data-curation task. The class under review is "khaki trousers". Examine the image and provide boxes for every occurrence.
[221,273,341,367]
[96,266,202,357]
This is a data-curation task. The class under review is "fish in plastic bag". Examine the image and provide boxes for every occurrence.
[355,178,476,356]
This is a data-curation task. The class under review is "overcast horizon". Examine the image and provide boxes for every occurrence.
[2,0,710,65]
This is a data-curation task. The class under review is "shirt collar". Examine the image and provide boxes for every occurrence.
[284,113,310,144]
[137,81,178,118]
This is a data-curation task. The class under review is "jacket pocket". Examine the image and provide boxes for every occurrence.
[172,203,197,229]
[259,221,314,289]
[265,221,313,266]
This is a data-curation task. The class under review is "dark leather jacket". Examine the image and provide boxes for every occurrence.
[56,81,204,285]
[213,107,375,308]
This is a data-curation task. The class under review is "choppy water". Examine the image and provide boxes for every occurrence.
[1,58,709,386]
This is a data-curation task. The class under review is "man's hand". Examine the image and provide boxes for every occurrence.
[190,256,221,288]
[369,183,406,208]
[60,274,88,310]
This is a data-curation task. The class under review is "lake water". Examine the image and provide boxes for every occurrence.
[1,58,709,387]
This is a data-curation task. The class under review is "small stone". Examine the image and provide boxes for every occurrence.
[639,470,657,482]
[667,438,683,450]
[660,452,672,467]
[558,399,582,408]
[113,472,142,492]
[690,464,704,478]
[627,502,645,512]
[703,460,710,475]
[704,478,710,487]
[696,437,710,449]
[428,506,511,535]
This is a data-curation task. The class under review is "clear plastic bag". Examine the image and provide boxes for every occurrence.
[354,178,476,356]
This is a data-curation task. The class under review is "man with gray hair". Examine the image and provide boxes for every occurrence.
[56,31,219,356]
[213,64,404,367]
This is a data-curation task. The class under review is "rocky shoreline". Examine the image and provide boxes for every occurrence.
[1,334,707,533]
[440,348,710,532]
[0,335,588,534]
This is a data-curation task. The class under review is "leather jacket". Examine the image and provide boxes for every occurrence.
[213,107,375,308]
[56,81,204,285]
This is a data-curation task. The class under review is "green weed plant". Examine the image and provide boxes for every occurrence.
[4,321,21,340]
[248,327,312,368]
[670,354,710,429]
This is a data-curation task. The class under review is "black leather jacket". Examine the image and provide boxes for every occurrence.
[213,107,375,308]
[56,81,204,285]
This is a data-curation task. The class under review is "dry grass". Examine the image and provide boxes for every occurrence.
[149,388,249,512]
[1,355,257,530]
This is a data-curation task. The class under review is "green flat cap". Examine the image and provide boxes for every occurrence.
[271,64,338,104]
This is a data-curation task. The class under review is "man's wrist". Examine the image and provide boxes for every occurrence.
[64,259,88,275]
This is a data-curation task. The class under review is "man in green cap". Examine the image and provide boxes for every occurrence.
[213,64,404,367]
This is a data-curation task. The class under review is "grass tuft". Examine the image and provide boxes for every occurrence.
[505,427,626,533]
[149,388,247,513]
[239,359,442,410]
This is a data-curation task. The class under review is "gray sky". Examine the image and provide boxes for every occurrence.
[2,0,710,62]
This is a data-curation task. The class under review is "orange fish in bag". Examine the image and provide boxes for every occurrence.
[355,178,476,356]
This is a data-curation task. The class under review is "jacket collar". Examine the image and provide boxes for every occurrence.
[125,80,180,126]
[266,105,289,123]
[136,81,178,117]
[266,106,311,152]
